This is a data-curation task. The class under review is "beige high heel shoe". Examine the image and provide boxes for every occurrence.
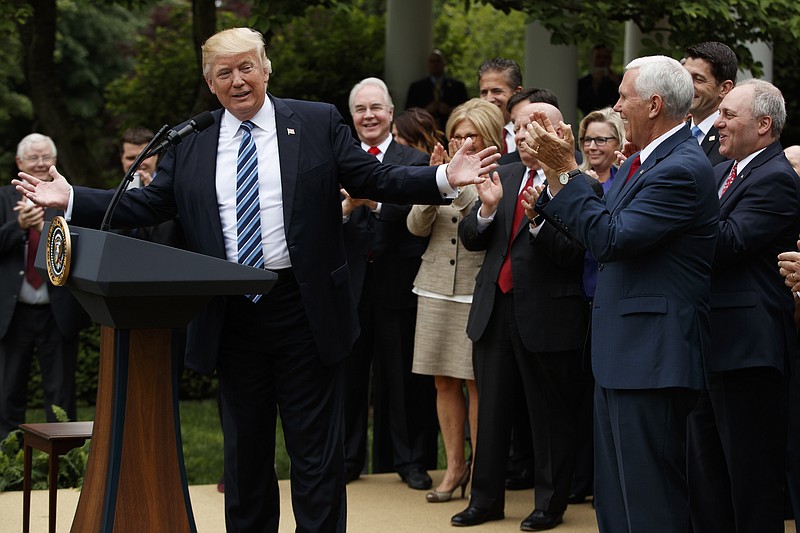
[426,466,471,503]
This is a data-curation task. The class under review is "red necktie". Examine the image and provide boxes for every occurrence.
[497,172,534,293]
[26,228,44,289]
[624,155,641,183]
[368,146,381,156]
[502,138,509,155]
[720,162,737,197]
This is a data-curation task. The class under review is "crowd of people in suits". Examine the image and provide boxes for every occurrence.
[7,29,800,533]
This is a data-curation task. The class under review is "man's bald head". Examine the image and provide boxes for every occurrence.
[512,101,564,170]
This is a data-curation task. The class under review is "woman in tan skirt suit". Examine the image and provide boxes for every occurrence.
[407,98,505,502]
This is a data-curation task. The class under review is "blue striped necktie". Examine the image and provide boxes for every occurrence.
[236,120,264,303]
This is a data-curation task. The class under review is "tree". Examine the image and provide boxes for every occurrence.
[475,0,800,75]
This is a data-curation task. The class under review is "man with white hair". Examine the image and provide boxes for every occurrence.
[341,77,438,490]
[0,134,89,439]
[526,56,719,532]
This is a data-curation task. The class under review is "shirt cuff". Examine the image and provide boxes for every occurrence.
[436,164,458,199]
[64,186,75,221]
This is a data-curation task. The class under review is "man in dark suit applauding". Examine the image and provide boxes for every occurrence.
[0,134,90,440]
[14,27,499,533]
[341,77,438,489]
[452,101,588,530]
[526,55,719,533]
[682,42,738,166]
[687,79,800,533]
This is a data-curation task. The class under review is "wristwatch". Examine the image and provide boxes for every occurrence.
[558,169,581,185]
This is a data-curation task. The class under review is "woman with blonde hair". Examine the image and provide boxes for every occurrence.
[407,98,504,502]
[577,107,625,189]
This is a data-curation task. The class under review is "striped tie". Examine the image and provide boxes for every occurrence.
[236,120,264,303]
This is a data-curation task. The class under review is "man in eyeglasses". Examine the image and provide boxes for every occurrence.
[340,77,439,490]
[0,133,90,439]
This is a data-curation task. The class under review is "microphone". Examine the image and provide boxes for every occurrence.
[100,111,214,232]
[147,111,215,157]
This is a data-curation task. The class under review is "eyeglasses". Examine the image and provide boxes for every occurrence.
[353,104,388,116]
[22,155,56,164]
[452,133,480,142]
[581,136,616,147]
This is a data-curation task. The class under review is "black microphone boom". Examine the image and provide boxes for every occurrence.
[100,111,215,232]
[147,111,215,157]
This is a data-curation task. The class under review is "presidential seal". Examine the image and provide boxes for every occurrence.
[46,216,72,286]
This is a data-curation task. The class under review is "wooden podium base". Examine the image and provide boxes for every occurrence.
[70,327,196,532]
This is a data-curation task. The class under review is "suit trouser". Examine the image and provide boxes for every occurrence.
[787,352,800,533]
[0,302,78,440]
[217,274,346,533]
[343,263,437,476]
[687,367,787,533]
[594,386,698,533]
[470,289,582,514]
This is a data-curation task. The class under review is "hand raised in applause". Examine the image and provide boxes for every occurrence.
[521,111,577,195]
[475,171,503,218]
[14,199,45,233]
[13,166,71,211]
[521,184,545,223]
[429,142,451,166]
[614,141,639,167]
[778,240,800,292]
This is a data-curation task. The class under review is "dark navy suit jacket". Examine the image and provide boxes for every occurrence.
[69,96,446,374]
[342,140,429,308]
[460,162,588,353]
[710,141,800,373]
[700,125,727,166]
[537,125,719,390]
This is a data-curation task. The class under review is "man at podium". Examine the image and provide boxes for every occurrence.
[15,27,498,533]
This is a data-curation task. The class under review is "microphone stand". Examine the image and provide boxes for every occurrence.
[101,124,169,232]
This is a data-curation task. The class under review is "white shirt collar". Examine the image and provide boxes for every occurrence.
[640,123,687,164]
[221,97,274,138]
[361,134,392,155]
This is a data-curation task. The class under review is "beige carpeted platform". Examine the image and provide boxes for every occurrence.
[2,471,797,532]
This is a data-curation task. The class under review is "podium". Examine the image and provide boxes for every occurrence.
[36,223,277,533]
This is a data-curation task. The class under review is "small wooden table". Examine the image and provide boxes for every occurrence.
[20,421,93,533]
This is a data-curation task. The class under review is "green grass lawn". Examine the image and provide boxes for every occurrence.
[23,399,446,487]
[22,400,290,485]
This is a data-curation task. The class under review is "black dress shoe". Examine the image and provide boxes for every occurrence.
[399,467,432,490]
[451,506,504,527]
[520,509,563,531]
[505,468,535,490]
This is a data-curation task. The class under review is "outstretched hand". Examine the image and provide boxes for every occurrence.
[13,166,71,210]
[445,138,500,189]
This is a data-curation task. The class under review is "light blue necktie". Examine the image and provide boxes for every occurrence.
[236,120,264,303]
[691,125,703,142]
